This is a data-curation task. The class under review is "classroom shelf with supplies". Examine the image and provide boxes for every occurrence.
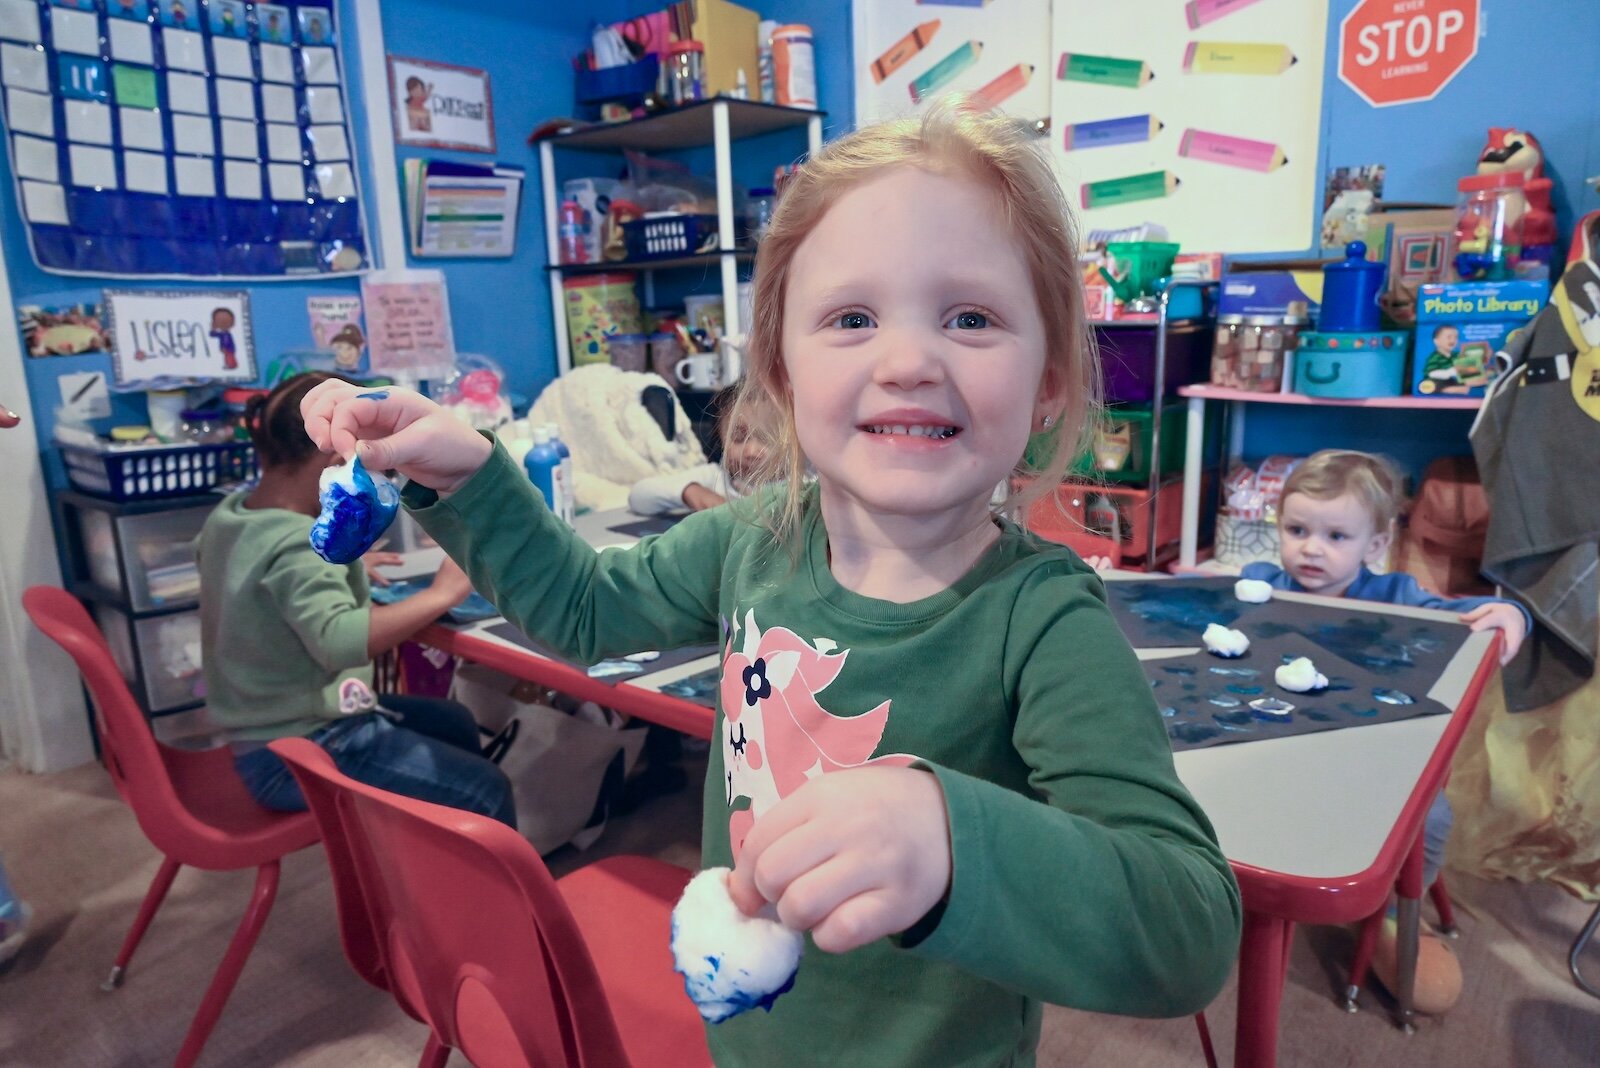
[535,98,822,375]
[1174,385,1484,571]
[1018,280,1223,571]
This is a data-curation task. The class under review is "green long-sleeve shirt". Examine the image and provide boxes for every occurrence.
[407,441,1240,1067]
[195,493,373,741]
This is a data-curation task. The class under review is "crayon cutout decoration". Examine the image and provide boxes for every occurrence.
[1178,129,1288,172]
[1182,41,1297,75]
[909,40,982,104]
[970,63,1034,109]
[1185,0,1265,30]
[1080,170,1180,210]
[1063,113,1163,151]
[1058,52,1154,88]
[871,19,939,84]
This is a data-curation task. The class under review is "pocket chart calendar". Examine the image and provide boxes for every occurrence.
[0,0,366,279]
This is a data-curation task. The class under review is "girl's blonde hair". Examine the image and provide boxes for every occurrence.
[1281,450,1407,532]
[727,100,1101,546]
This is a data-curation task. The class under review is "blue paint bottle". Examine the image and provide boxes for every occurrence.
[524,426,568,520]
[542,423,575,524]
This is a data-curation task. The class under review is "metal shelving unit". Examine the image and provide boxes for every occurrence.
[536,99,823,373]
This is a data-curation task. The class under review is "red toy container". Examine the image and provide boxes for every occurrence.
[1019,474,1210,570]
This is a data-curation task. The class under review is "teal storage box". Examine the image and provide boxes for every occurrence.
[1411,280,1545,397]
[1293,330,1409,398]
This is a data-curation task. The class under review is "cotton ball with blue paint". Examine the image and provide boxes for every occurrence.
[671,866,803,1024]
[1275,656,1328,693]
[1202,623,1249,658]
[309,455,399,564]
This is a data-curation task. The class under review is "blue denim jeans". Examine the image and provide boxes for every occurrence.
[234,694,517,828]
[1422,790,1453,888]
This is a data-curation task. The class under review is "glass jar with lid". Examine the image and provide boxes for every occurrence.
[179,407,231,444]
[1446,172,1527,282]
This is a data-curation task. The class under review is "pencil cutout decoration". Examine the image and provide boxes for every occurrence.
[1057,52,1154,88]
[909,40,982,103]
[1063,113,1163,151]
[1182,41,1297,75]
[970,62,1034,108]
[1080,170,1180,210]
[1184,0,1265,29]
[871,19,940,83]
[1178,129,1288,172]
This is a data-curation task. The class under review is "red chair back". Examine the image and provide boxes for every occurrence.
[23,585,314,870]
[271,737,637,1068]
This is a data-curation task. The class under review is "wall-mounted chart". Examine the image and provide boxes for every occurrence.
[1052,0,1328,253]
[0,0,367,278]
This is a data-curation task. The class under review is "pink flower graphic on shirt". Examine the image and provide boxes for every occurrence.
[721,609,913,860]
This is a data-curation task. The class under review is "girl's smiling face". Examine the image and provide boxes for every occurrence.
[780,165,1056,530]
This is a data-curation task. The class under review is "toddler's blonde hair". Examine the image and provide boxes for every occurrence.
[727,100,1101,546]
[1281,450,1407,532]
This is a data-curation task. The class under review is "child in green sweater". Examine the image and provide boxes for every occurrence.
[302,103,1241,1066]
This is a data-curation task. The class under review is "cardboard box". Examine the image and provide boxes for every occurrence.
[1411,280,1545,396]
[1219,260,1323,318]
[690,0,760,99]
[1361,202,1456,327]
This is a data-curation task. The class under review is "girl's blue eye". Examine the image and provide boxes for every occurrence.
[1286,525,1305,537]
[947,310,988,330]
[1329,532,1347,542]
[835,311,874,329]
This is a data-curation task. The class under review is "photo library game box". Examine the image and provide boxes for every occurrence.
[1411,280,1545,396]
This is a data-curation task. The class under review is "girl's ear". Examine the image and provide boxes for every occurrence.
[1365,526,1394,567]
[1034,363,1066,427]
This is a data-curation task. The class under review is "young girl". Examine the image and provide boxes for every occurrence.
[303,105,1240,1065]
[1241,449,1530,1013]
[196,372,515,827]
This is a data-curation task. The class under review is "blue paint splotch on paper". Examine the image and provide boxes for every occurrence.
[309,456,399,564]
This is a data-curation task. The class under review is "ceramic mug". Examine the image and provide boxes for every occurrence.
[675,353,721,391]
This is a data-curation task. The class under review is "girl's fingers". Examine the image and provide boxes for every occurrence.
[327,392,410,461]
[357,417,435,473]
[768,851,879,937]
[300,379,363,451]
[808,889,899,955]
[745,818,841,913]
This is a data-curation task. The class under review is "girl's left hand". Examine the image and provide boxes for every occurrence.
[727,766,952,954]
[1460,602,1527,664]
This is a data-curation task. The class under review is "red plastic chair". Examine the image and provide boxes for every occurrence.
[269,736,710,1068]
[23,586,319,1068]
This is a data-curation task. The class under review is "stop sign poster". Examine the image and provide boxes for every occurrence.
[1340,0,1480,107]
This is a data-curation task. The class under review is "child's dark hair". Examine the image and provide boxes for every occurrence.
[245,371,356,468]
[1432,324,1455,340]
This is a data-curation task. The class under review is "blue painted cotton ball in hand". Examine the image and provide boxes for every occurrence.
[309,455,400,564]
[671,867,803,1024]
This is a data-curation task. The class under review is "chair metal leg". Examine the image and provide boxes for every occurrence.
[1394,894,1422,1034]
[1569,902,1600,1000]
[417,1033,451,1068]
[1429,876,1458,938]
[1344,910,1383,1012]
[173,861,282,1068]
[1193,1011,1219,1068]
[103,856,182,991]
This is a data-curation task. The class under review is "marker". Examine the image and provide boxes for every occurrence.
[871,19,940,83]
[1080,170,1180,210]
[1184,0,1265,29]
[970,62,1034,108]
[1057,52,1154,89]
[909,40,982,104]
[1063,113,1163,151]
[1182,41,1297,75]
[1178,128,1288,172]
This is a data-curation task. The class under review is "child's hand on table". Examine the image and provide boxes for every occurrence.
[301,380,492,496]
[727,766,952,954]
[361,550,404,586]
[1460,602,1527,664]
[1083,555,1113,573]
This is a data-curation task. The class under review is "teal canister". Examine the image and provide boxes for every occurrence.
[1293,330,1410,398]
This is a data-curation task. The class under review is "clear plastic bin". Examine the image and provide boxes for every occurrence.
[93,605,206,713]
[80,502,211,611]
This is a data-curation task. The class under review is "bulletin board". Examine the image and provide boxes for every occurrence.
[0,0,367,279]
[1052,0,1328,253]
[852,0,1051,125]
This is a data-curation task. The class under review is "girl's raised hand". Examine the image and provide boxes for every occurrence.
[727,766,952,954]
[300,379,491,495]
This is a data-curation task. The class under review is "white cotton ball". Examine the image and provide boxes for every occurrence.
[1202,623,1250,658]
[1234,578,1274,604]
[1275,656,1329,693]
[671,867,803,1024]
